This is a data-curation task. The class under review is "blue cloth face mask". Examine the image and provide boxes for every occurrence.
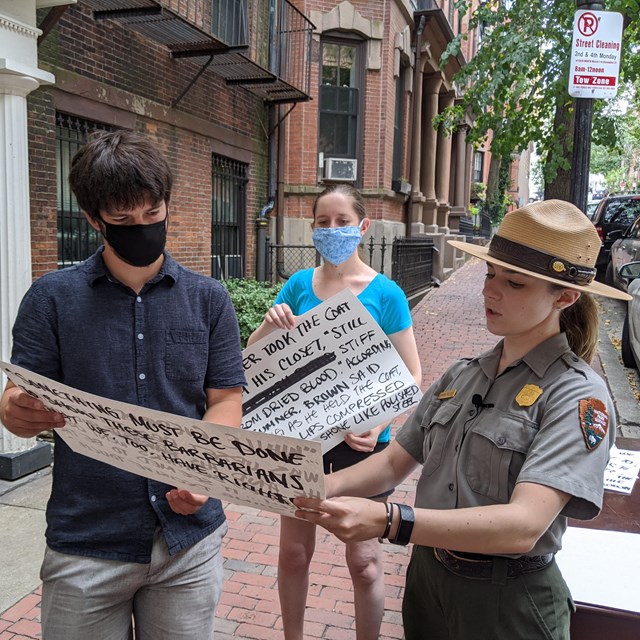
[312,221,364,265]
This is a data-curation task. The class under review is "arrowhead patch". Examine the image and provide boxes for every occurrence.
[579,398,609,450]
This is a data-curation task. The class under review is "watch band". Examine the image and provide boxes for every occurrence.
[389,503,414,546]
[381,501,394,540]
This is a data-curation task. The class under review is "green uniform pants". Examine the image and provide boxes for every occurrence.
[402,546,574,640]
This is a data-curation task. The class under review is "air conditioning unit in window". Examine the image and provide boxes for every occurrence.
[324,158,357,182]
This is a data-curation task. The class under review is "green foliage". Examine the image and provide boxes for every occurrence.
[438,0,640,193]
[592,103,640,193]
[486,159,514,225]
[470,181,486,202]
[221,278,283,348]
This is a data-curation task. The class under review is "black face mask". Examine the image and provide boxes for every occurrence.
[100,218,167,267]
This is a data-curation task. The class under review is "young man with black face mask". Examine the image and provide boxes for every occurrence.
[0,130,246,639]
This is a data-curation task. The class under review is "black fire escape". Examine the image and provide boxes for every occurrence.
[82,0,314,104]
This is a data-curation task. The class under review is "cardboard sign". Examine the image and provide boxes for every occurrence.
[604,446,640,494]
[1,361,324,517]
[241,289,422,452]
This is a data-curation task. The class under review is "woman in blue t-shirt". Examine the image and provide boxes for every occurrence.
[248,184,422,640]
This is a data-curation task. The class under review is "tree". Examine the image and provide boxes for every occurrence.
[439,0,640,206]
[592,94,640,192]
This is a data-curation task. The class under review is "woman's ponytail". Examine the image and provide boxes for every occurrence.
[560,293,599,363]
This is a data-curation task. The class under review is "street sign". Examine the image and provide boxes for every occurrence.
[568,10,623,99]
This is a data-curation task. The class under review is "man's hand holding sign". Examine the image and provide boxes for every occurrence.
[0,361,324,517]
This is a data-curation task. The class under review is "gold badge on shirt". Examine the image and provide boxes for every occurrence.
[515,384,543,407]
[438,389,457,400]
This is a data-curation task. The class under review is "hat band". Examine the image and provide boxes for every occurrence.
[488,235,596,286]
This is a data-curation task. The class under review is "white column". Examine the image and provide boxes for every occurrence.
[0,74,39,455]
[0,4,55,460]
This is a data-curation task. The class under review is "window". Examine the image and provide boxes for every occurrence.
[392,71,406,182]
[604,199,640,228]
[478,19,487,45]
[318,40,361,162]
[211,155,247,279]
[56,113,112,268]
[473,151,485,184]
[211,0,247,47]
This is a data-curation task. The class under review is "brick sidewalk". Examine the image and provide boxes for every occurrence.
[1,258,496,640]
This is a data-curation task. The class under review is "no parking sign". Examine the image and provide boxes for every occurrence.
[568,10,623,99]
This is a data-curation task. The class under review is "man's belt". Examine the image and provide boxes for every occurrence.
[434,548,554,580]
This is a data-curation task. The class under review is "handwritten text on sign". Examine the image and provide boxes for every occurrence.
[241,290,422,452]
[1,362,324,517]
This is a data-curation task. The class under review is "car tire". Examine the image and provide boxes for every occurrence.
[621,314,637,368]
[605,261,615,287]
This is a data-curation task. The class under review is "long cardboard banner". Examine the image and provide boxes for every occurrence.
[1,362,324,517]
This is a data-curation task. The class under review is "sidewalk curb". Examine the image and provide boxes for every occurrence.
[598,321,640,439]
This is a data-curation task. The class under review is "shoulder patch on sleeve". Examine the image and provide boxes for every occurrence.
[579,398,609,450]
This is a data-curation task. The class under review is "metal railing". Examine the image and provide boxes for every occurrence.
[457,216,475,241]
[266,243,318,281]
[413,0,441,11]
[266,236,437,302]
[56,113,111,268]
[478,209,492,238]
[170,0,314,100]
[391,236,437,300]
[87,0,314,102]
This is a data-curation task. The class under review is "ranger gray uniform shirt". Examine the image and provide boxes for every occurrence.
[396,333,615,556]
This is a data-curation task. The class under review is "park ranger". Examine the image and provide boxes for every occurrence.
[294,199,631,640]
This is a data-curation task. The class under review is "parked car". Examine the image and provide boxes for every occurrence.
[586,201,598,220]
[591,194,640,273]
[618,262,640,369]
[605,213,640,289]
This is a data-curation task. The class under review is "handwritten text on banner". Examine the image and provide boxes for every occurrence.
[1,362,324,517]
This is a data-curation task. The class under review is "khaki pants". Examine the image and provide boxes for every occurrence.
[41,524,227,640]
[402,545,574,640]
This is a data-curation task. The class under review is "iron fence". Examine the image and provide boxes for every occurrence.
[391,236,437,300]
[212,155,248,279]
[267,237,394,281]
[478,209,492,237]
[266,235,437,302]
[457,216,475,241]
[266,243,319,281]
[56,113,112,268]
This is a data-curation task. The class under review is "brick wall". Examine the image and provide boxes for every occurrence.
[283,1,413,228]
[28,2,269,279]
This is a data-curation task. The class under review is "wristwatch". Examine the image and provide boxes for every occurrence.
[389,503,414,546]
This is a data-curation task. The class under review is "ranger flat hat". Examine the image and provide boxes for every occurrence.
[448,199,632,301]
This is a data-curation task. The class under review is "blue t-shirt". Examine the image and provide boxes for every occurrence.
[275,268,412,442]
[11,249,246,563]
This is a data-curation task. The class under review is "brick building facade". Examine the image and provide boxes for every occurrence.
[275,0,483,281]
[21,0,491,285]
[27,1,284,281]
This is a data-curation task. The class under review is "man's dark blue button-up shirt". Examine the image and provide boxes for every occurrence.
[11,249,246,563]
